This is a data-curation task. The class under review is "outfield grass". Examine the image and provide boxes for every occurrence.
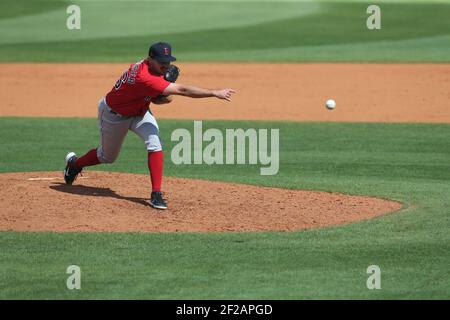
[0,118,449,299]
[0,0,449,62]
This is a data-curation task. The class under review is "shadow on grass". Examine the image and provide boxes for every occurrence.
[49,183,150,207]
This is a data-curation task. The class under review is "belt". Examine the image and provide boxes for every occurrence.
[107,107,121,116]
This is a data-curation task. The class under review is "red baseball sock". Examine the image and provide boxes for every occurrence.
[148,151,164,192]
[75,148,100,169]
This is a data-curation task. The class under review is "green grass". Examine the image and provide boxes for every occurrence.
[0,0,449,62]
[0,0,68,19]
[0,117,449,299]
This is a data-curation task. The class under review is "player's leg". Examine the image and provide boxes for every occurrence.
[96,98,131,164]
[64,98,131,185]
[131,110,167,209]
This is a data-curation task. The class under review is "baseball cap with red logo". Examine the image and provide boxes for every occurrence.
[148,42,176,62]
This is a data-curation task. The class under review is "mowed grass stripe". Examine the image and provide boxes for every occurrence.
[0,1,449,62]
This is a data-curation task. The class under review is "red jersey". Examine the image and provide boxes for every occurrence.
[105,59,170,116]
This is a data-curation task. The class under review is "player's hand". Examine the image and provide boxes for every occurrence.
[152,95,173,104]
[213,89,236,102]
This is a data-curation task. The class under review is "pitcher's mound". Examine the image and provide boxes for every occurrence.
[0,171,402,233]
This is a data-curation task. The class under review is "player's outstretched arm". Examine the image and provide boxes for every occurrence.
[162,83,236,102]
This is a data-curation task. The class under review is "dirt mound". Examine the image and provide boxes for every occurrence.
[0,171,402,233]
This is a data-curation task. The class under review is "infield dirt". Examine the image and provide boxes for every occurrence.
[0,172,402,233]
[1,63,449,122]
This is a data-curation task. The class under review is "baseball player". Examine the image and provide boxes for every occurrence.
[63,42,235,210]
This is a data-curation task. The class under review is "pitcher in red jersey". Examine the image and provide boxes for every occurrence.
[63,42,235,210]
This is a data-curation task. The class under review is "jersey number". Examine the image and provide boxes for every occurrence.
[114,71,129,90]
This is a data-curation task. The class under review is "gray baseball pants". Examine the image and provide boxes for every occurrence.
[96,97,162,163]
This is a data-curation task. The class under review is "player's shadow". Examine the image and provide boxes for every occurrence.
[50,183,150,207]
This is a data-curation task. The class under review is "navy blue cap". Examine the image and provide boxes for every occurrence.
[148,42,176,62]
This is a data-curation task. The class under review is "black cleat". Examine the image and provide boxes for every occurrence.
[150,191,168,210]
[63,152,82,185]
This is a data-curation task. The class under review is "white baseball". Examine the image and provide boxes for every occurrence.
[325,99,336,110]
